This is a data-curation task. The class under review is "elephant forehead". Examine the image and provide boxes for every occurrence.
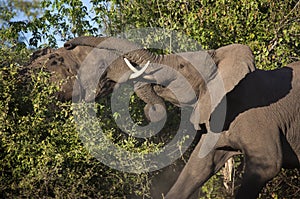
[139,64,176,87]
[177,51,209,66]
[78,49,120,81]
[177,51,217,82]
[71,46,95,61]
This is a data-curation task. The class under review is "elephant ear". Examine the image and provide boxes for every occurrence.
[212,44,256,93]
[190,44,256,129]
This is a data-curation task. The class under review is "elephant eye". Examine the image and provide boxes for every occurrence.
[50,60,58,65]
[58,57,64,62]
[49,53,59,59]
[179,64,185,69]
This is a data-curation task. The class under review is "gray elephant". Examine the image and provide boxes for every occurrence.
[164,61,300,199]
[128,39,299,198]
[29,36,256,198]
[116,38,299,198]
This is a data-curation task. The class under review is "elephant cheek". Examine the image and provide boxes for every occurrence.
[144,104,167,123]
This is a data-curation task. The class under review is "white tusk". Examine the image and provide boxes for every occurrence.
[143,74,155,81]
[129,61,150,79]
[124,58,138,73]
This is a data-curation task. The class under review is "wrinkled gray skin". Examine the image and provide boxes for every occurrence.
[29,36,256,198]
[165,62,300,199]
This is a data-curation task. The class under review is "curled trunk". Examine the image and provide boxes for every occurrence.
[135,84,167,122]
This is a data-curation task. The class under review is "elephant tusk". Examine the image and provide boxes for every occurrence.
[124,58,139,73]
[143,74,156,81]
[124,58,150,79]
[125,60,150,79]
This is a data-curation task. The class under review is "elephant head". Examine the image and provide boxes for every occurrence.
[127,44,256,129]
[29,43,104,101]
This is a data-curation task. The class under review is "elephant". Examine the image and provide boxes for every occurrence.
[117,38,299,198]
[28,36,256,198]
[164,61,300,199]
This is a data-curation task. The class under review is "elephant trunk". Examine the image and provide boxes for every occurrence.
[135,84,166,122]
[64,36,142,56]
[64,35,158,68]
[124,50,167,122]
[64,36,108,50]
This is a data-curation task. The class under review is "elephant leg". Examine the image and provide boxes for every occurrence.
[149,159,199,199]
[233,126,282,199]
[165,134,239,199]
[235,155,281,199]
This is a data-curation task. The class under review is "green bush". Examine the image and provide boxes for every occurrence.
[1,0,300,198]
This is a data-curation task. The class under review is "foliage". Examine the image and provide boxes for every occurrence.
[259,169,300,199]
[1,0,99,48]
[0,0,42,47]
[0,0,300,198]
